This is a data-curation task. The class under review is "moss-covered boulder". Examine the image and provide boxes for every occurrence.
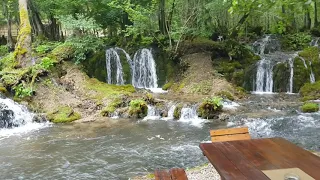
[173,104,183,119]
[301,103,319,113]
[273,62,290,92]
[293,57,310,93]
[162,81,173,90]
[300,81,320,101]
[101,98,123,117]
[128,99,148,118]
[47,106,81,123]
[198,97,223,119]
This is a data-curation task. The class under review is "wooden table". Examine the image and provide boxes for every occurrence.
[200,137,320,180]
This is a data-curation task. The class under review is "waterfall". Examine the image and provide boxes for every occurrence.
[162,104,176,120]
[287,58,294,93]
[255,58,274,93]
[132,49,158,89]
[310,37,320,47]
[179,105,206,127]
[105,48,124,85]
[143,105,161,120]
[0,97,49,137]
[299,56,316,84]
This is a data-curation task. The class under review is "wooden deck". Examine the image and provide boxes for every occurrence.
[200,137,320,180]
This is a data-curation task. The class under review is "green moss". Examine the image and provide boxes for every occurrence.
[301,103,319,113]
[128,99,148,118]
[162,81,173,90]
[216,91,234,101]
[101,98,122,117]
[300,81,320,101]
[85,78,135,101]
[0,45,8,57]
[173,104,183,119]
[190,81,212,95]
[0,84,7,94]
[47,106,81,123]
[273,62,290,92]
[51,43,75,62]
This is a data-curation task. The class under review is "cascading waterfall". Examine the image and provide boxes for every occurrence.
[132,49,158,89]
[162,104,176,120]
[299,56,316,84]
[143,105,161,120]
[287,58,294,93]
[255,58,274,93]
[0,97,48,137]
[309,62,316,83]
[179,105,206,127]
[253,35,280,93]
[105,48,125,85]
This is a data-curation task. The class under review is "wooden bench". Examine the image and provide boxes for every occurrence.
[210,127,251,142]
[155,168,188,180]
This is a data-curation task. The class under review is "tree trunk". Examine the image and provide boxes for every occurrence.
[230,13,250,38]
[29,0,45,38]
[15,0,32,67]
[158,0,167,35]
[7,17,14,51]
[315,1,319,27]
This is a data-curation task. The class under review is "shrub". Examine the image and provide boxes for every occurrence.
[128,99,148,118]
[13,84,33,98]
[282,33,312,51]
[301,103,319,113]
[198,97,223,119]
[0,45,8,57]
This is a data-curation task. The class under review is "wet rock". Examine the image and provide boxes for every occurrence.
[218,113,230,121]
[33,114,47,123]
[0,108,15,128]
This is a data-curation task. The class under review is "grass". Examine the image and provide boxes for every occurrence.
[301,103,319,113]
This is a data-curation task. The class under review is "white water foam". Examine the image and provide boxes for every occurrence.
[222,100,240,110]
[179,106,207,127]
[146,88,168,94]
[143,105,161,121]
[0,98,51,139]
[162,104,176,121]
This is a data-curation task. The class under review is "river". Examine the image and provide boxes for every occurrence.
[0,94,319,180]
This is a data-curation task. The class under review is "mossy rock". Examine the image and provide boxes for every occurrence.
[0,83,7,94]
[301,103,319,113]
[273,62,290,92]
[162,81,173,90]
[101,98,123,117]
[300,81,320,101]
[216,91,234,101]
[197,97,223,119]
[128,99,148,118]
[173,104,183,119]
[47,106,81,123]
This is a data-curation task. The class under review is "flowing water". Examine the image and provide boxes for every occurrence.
[132,49,158,89]
[0,95,319,179]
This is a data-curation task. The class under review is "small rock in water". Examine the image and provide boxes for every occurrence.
[218,113,229,121]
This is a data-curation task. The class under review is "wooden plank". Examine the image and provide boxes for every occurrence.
[210,127,249,136]
[170,168,188,180]
[268,138,320,179]
[231,140,279,170]
[155,169,171,180]
[213,142,269,179]
[211,133,251,142]
[200,143,248,179]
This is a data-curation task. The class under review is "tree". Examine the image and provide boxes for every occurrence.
[15,0,32,67]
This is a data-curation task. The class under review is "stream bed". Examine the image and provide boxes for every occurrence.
[0,94,319,180]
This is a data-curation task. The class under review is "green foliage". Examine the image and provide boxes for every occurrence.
[198,96,223,119]
[299,47,319,62]
[300,81,320,101]
[47,106,81,123]
[282,33,312,51]
[13,83,33,98]
[58,14,102,32]
[0,45,8,57]
[34,42,62,55]
[301,103,319,113]
[65,36,104,64]
[129,99,148,118]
